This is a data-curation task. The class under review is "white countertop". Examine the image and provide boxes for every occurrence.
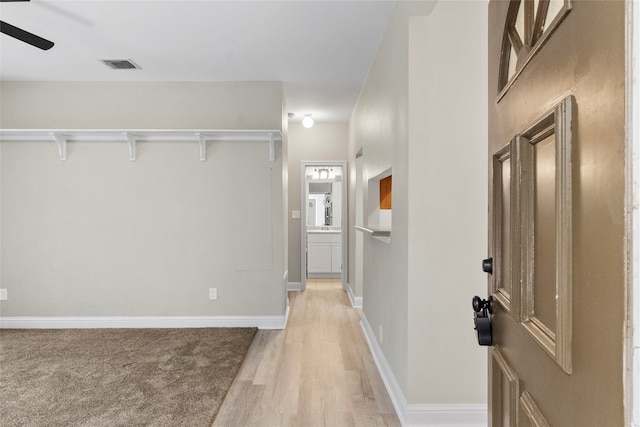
[307,229,341,234]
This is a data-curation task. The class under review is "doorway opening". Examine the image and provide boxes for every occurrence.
[300,161,347,291]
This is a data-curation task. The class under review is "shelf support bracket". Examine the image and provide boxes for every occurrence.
[125,133,137,161]
[196,133,206,161]
[269,134,275,162]
[51,133,67,161]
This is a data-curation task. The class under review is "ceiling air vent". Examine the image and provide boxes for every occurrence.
[100,59,140,70]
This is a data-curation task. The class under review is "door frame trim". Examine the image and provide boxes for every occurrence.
[625,1,639,425]
[300,160,348,291]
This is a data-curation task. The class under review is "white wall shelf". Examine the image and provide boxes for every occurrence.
[355,225,391,237]
[0,129,283,162]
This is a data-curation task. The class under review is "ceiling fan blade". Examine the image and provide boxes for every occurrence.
[0,20,54,50]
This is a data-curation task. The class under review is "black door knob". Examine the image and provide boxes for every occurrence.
[472,295,494,314]
[472,295,494,346]
[472,295,483,312]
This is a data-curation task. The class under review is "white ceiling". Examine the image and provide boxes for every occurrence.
[0,0,395,124]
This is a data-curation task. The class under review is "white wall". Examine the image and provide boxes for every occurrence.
[349,0,488,421]
[0,126,2,316]
[349,1,415,398]
[287,123,348,284]
[0,81,287,320]
[407,2,488,405]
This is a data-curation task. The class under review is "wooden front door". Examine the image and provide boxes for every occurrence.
[486,1,627,425]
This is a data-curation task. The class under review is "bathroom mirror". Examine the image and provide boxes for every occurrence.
[306,166,342,227]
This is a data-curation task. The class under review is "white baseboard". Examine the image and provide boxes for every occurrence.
[404,404,487,426]
[282,298,291,329]
[287,281,303,291]
[360,315,408,421]
[0,311,290,330]
[360,315,487,427]
[346,282,363,308]
[307,273,341,279]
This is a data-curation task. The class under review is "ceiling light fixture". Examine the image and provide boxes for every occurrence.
[302,114,314,128]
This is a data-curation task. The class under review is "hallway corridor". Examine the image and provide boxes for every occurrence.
[213,279,401,426]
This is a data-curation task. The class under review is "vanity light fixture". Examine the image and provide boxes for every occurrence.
[302,114,314,128]
[314,167,332,179]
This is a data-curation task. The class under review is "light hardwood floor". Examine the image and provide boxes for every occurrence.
[213,279,401,427]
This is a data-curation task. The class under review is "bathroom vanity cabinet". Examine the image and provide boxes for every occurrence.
[307,232,341,276]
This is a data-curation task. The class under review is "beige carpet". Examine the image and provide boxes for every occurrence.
[0,327,257,427]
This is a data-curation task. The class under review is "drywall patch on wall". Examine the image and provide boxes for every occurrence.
[234,166,273,271]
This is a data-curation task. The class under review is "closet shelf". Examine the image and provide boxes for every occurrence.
[0,129,283,162]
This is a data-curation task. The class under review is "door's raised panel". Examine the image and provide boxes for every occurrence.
[519,96,574,374]
[518,391,550,427]
[492,142,521,320]
[532,132,558,332]
[490,347,520,427]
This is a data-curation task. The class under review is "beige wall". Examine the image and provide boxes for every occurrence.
[0,81,283,130]
[287,123,348,284]
[0,81,287,318]
[349,0,487,409]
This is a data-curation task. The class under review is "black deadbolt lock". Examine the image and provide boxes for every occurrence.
[472,295,494,346]
[482,258,493,275]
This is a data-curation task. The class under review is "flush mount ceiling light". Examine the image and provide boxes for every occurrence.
[302,114,314,128]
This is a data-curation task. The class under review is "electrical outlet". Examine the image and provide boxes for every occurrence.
[378,324,383,344]
[0,289,7,301]
[209,288,217,300]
